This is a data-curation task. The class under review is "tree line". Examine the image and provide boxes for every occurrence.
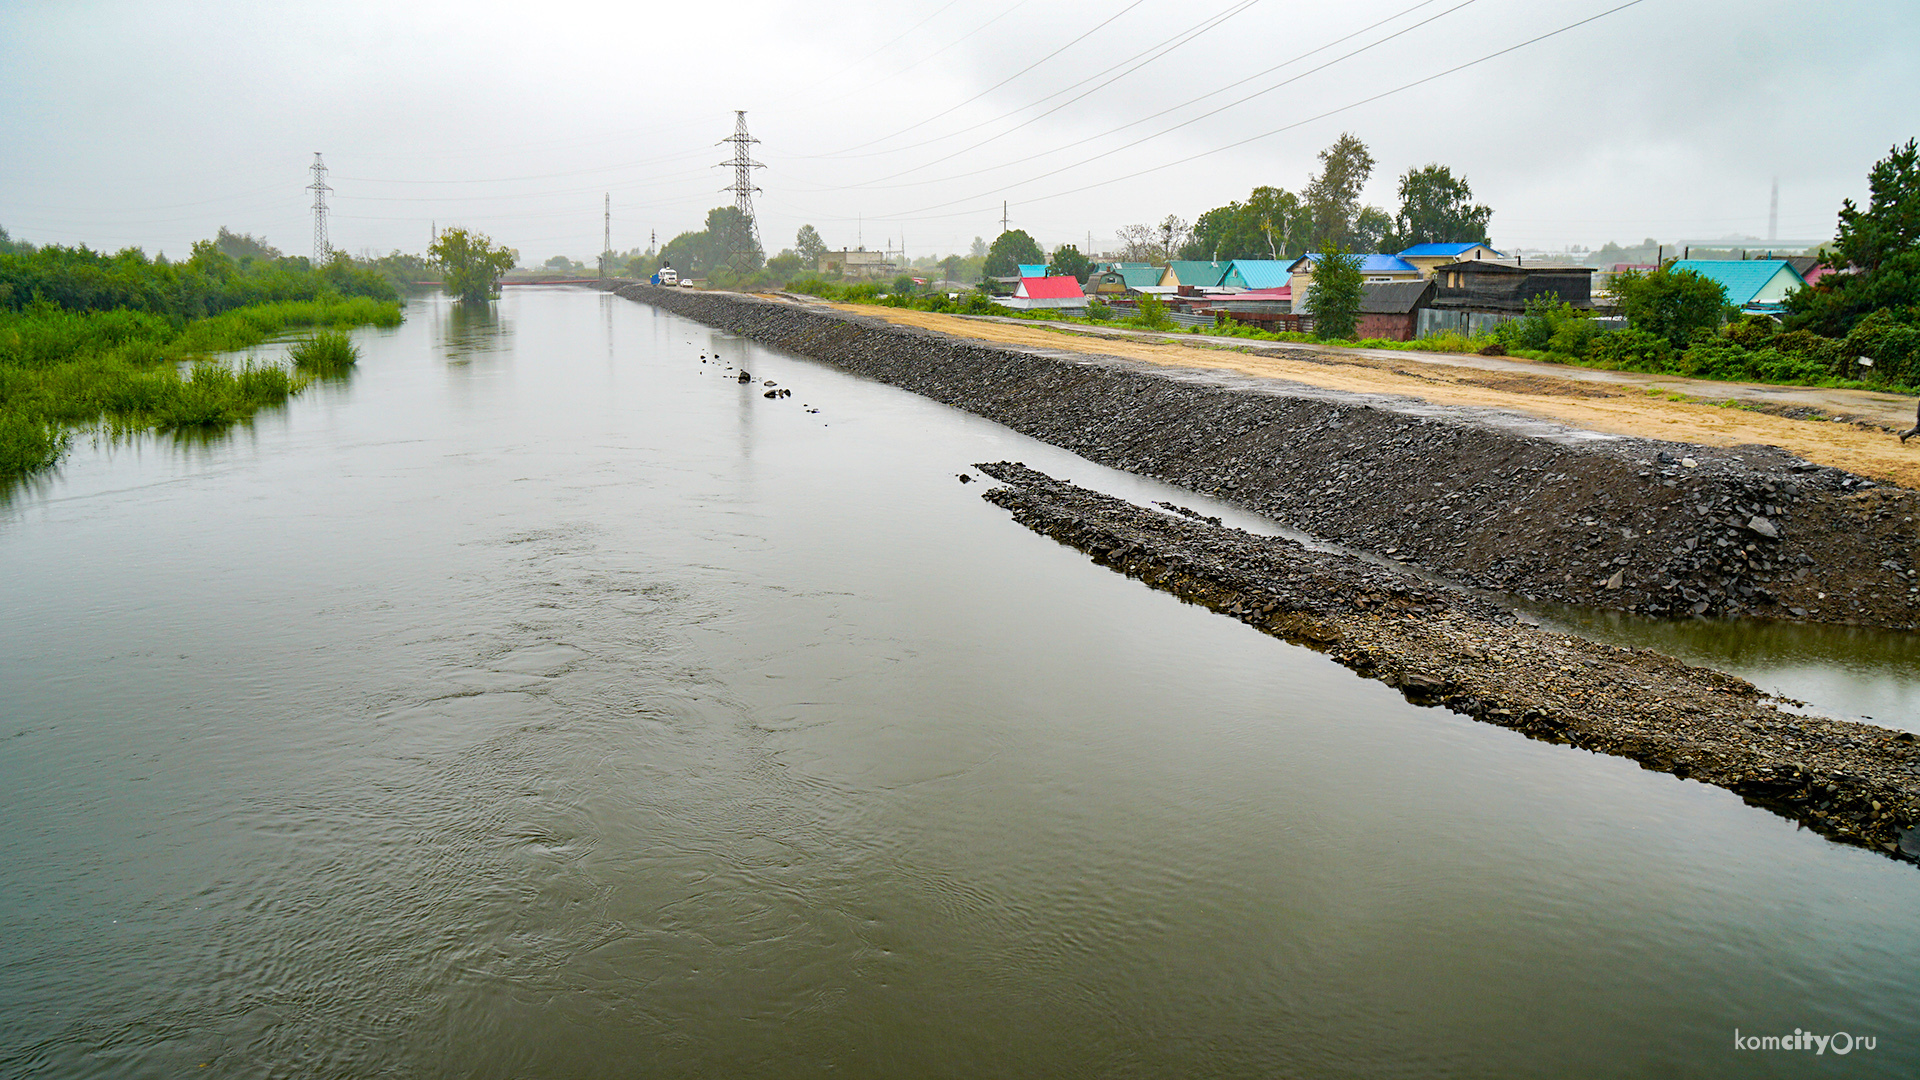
[1112,133,1492,265]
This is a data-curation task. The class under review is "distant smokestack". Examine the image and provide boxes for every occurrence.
[1768,178,1779,243]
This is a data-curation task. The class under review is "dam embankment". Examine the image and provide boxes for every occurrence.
[613,284,1920,632]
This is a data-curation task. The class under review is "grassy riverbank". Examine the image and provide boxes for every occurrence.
[1,235,407,483]
[0,297,401,480]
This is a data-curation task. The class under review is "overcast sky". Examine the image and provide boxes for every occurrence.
[3,0,1915,264]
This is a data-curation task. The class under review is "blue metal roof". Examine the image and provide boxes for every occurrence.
[1223,260,1292,289]
[1018,263,1048,278]
[1291,253,1420,275]
[1396,242,1504,259]
[1668,259,1806,307]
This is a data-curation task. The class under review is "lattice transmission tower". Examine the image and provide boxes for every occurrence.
[307,153,332,264]
[715,111,765,272]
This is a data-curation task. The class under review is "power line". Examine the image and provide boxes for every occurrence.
[868,0,1479,198]
[822,0,1149,157]
[801,0,1262,173]
[799,1,1036,120]
[879,0,1651,222]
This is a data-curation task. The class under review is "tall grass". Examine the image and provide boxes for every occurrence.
[0,295,400,483]
[289,329,360,374]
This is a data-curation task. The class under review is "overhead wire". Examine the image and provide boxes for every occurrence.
[867,0,1654,222]
[817,0,1149,157]
[790,0,1262,170]
[797,0,1036,118]
[863,0,1481,197]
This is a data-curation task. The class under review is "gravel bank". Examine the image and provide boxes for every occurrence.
[619,285,1920,630]
[974,460,1920,864]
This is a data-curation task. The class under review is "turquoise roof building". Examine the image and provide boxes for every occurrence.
[1668,259,1807,309]
[1018,263,1048,278]
[1222,260,1292,290]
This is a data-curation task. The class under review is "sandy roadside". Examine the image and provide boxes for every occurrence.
[833,304,1920,491]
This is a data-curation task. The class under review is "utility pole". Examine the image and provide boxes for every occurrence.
[715,110,765,273]
[1768,178,1779,244]
[1001,201,1010,234]
[307,153,332,264]
[602,192,611,278]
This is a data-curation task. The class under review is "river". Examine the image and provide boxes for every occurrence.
[0,287,1913,1077]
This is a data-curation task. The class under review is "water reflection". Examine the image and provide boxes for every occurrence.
[436,297,512,365]
[1539,603,1920,727]
[2,288,1916,1076]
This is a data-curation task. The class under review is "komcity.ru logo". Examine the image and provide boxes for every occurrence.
[1733,1029,1878,1055]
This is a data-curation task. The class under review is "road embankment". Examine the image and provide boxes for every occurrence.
[615,283,1920,632]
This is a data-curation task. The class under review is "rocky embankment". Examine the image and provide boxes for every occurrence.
[975,461,1920,863]
[615,284,1920,630]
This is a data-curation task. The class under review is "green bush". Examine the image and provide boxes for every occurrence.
[1086,299,1112,321]
[1840,308,1920,383]
[1130,294,1173,330]
[289,329,359,374]
[1499,296,1592,356]
[1725,313,1777,349]
[1585,328,1672,371]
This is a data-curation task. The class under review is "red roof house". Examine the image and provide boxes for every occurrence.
[1001,275,1088,310]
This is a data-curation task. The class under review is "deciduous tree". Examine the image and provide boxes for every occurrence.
[428,227,518,305]
[984,229,1044,277]
[1612,266,1728,347]
[1303,133,1375,251]
[1047,243,1092,282]
[794,224,827,266]
[1383,164,1493,251]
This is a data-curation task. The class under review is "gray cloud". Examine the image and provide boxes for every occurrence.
[3,0,1914,261]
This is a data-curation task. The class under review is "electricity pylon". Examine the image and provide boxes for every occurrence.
[307,153,332,264]
[715,111,765,273]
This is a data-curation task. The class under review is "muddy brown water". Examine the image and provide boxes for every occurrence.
[0,288,1914,1078]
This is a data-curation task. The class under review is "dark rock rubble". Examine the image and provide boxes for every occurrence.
[976,460,1920,866]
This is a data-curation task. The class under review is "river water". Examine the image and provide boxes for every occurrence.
[1,288,1914,1078]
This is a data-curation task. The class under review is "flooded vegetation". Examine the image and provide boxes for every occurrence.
[1,288,1916,1076]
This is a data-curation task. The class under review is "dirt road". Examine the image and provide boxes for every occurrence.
[838,304,1920,490]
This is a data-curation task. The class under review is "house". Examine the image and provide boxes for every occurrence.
[1159,261,1231,289]
[1669,259,1808,311]
[1395,242,1505,278]
[1783,255,1835,288]
[1089,265,1165,295]
[819,249,896,278]
[1418,260,1596,337]
[1285,253,1422,312]
[998,275,1087,312]
[1429,260,1595,308]
[1355,279,1435,341]
[1221,259,1292,291]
